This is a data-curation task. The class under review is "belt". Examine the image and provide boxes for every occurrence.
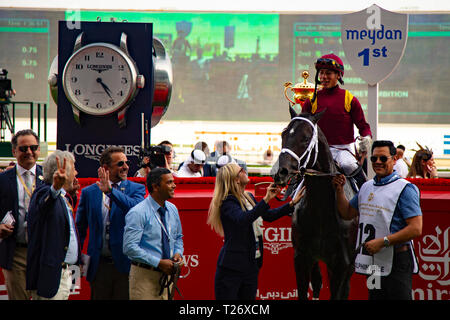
[394,244,410,253]
[131,261,161,272]
[16,242,28,248]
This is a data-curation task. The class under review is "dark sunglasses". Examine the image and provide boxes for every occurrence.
[370,155,392,163]
[18,145,39,152]
[116,160,131,167]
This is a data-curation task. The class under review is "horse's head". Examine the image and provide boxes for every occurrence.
[273,106,326,187]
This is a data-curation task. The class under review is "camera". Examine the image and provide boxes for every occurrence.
[0,69,13,102]
[138,144,172,169]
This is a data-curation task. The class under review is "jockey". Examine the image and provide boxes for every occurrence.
[302,53,372,188]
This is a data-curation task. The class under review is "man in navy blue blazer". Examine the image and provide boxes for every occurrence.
[0,129,44,300]
[76,146,145,300]
[26,150,81,300]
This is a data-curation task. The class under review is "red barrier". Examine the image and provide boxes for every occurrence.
[0,177,449,300]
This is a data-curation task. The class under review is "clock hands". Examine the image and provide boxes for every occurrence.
[96,77,113,100]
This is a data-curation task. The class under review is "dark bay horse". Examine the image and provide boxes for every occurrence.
[273,108,357,300]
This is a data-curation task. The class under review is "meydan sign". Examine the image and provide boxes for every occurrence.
[341,4,408,86]
[341,4,408,178]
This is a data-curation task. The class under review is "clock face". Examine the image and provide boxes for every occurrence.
[62,43,138,116]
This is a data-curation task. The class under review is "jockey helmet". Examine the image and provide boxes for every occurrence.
[314,53,345,78]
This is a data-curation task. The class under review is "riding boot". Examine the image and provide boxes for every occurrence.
[353,168,367,189]
[348,168,367,192]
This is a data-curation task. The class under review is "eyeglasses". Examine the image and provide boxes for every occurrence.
[116,160,131,167]
[18,145,39,152]
[370,155,392,163]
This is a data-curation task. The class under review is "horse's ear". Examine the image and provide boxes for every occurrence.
[289,103,298,119]
[311,108,327,123]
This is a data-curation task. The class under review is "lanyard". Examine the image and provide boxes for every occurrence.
[154,209,171,240]
[17,170,35,198]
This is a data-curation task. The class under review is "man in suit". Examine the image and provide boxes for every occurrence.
[76,146,145,299]
[0,129,43,300]
[26,150,81,300]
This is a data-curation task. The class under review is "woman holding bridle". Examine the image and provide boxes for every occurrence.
[207,163,305,300]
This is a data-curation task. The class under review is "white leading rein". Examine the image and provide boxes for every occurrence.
[280,116,319,199]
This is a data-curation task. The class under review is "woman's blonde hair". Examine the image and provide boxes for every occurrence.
[207,163,255,236]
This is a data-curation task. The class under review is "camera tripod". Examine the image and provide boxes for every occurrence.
[0,101,14,142]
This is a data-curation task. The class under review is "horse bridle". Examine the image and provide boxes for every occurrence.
[279,117,319,198]
[281,117,319,173]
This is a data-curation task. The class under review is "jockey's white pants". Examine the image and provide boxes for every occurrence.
[330,143,359,176]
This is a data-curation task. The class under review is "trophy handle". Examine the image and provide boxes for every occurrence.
[283,82,296,105]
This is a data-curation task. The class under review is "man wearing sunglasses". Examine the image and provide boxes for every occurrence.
[302,53,371,190]
[332,140,422,300]
[0,129,44,300]
[76,146,145,299]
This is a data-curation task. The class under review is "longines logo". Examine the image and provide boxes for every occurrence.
[64,143,141,161]
[262,227,292,254]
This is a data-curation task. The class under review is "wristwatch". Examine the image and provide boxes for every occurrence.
[383,236,390,247]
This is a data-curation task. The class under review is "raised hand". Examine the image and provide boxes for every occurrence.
[53,156,67,190]
[96,166,112,193]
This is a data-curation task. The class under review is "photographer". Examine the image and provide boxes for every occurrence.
[0,69,15,139]
[0,69,15,102]
[135,141,175,178]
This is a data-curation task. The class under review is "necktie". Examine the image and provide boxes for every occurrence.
[158,207,170,259]
[23,171,33,209]
[105,183,119,252]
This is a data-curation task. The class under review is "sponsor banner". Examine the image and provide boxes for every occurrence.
[57,21,153,177]
[413,223,450,300]
[1,181,447,300]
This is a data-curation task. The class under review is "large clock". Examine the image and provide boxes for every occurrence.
[62,32,144,127]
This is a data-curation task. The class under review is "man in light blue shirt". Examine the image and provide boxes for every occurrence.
[123,167,183,300]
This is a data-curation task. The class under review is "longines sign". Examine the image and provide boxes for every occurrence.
[57,22,153,177]
[64,143,141,162]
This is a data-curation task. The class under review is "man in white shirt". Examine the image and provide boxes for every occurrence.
[177,149,206,177]
[393,145,409,178]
